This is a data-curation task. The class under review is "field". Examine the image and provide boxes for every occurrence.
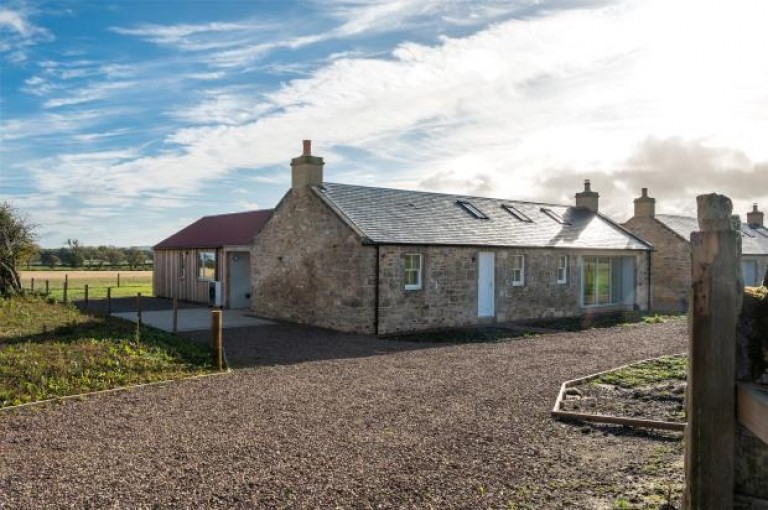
[0,295,212,408]
[19,270,153,301]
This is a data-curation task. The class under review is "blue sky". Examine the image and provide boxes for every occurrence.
[1,0,767,248]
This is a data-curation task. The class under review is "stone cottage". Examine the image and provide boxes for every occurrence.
[623,189,768,312]
[250,141,652,335]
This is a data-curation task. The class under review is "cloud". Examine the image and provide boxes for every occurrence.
[43,81,136,108]
[0,7,52,63]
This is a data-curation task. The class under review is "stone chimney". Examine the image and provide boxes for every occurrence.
[291,139,324,189]
[747,203,764,228]
[633,187,656,218]
[575,179,599,212]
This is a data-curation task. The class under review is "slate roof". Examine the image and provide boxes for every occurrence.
[315,183,650,250]
[655,214,768,256]
[154,210,272,250]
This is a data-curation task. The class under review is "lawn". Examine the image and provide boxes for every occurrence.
[590,355,687,389]
[19,270,153,301]
[0,295,212,408]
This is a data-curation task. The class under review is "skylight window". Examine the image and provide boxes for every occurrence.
[502,204,532,222]
[540,207,570,225]
[457,200,489,219]
[741,228,755,238]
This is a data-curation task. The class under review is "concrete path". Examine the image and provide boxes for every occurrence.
[112,308,273,332]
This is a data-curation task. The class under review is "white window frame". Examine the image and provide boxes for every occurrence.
[557,254,568,284]
[179,251,186,279]
[197,250,216,281]
[404,253,422,290]
[581,256,614,308]
[511,254,525,286]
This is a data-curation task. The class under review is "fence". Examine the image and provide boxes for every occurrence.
[21,272,153,306]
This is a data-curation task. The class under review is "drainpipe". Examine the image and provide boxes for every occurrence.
[374,245,380,336]
[647,250,652,312]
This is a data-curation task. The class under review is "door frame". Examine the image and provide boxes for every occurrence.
[477,251,495,317]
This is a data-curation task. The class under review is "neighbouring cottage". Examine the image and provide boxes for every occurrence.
[250,141,652,335]
[153,210,272,308]
[623,189,768,312]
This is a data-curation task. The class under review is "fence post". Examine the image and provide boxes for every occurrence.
[172,296,179,333]
[31,278,35,293]
[107,287,112,315]
[211,309,223,370]
[684,194,743,509]
[45,280,49,296]
[63,276,68,303]
[117,272,121,288]
[136,292,142,329]
[84,284,89,309]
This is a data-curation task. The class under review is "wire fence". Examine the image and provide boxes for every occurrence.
[21,273,154,305]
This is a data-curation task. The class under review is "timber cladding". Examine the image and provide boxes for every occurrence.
[153,248,222,303]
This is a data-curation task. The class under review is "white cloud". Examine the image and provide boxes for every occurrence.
[0,7,52,62]
[43,81,136,108]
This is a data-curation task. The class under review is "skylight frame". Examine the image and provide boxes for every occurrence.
[540,207,571,225]
[457,200,489,220]
[501,204,533,222]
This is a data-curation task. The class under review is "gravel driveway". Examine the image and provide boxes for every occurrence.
[0,320,686,509]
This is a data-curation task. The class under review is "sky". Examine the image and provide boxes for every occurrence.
[1,0,767,248]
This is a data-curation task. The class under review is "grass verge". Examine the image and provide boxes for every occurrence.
[0,296,211,408]
[590,355,687,389]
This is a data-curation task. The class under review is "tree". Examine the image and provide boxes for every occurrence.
[64,238,85,268]
[40,251,60,269]
[0,202,37,297]
[104,246,124,267]
[126,248,145,269]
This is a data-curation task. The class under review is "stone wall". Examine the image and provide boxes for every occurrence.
[377,246,649,335]
[251,188,377,333]
[623,216,691,312]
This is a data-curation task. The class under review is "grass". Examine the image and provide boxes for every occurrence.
[20,272,153,301]
[591,355,687,389]
[0,296,212,408]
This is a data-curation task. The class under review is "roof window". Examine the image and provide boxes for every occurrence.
[457,200,489,219]
[741,228,755,238]
[540,207,570,225]
[502,204,532,222]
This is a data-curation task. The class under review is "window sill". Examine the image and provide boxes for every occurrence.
[404,285,422,291]
[511,282,525,287]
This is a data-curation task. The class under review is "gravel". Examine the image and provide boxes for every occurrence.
[0,319,686,509]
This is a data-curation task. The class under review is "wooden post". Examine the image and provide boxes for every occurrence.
[172,296,179,333]
[136,292,142,329]
[45,280,49,296]
[684,194,744,509]
[84,284,89,308]
[211,309,223,370]
[117,272,121,288]
[31,278,35,293]
[63,277,68,303]
[107,287,112,315]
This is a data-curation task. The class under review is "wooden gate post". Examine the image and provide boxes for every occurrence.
[172,297,179,333]
[211,309,223,370]
[684,194,744,509]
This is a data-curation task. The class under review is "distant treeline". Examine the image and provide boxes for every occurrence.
[29,241,153,270]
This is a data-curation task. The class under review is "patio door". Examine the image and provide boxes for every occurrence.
[478,252,495,317]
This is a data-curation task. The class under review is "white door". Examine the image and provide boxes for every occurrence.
[478,252,495,317]
[228,252,251,309]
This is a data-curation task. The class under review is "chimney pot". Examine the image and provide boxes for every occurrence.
[747,202,764,228]
[575,179,599,212]
[291,140,324,189]
[633,187,655,218]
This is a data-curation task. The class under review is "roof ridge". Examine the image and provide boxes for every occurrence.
[321,182,573,209]
[201,209,273,219]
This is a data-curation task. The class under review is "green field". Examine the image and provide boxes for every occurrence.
[19,270,153,301]
[0,295,212,408]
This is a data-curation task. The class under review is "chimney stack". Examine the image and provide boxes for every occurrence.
[633,187,656,218]
[291,139,324,189]
[575,179,599,212]
[747,203,764,228]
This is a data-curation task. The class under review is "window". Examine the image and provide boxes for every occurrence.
[198,251,216,280]
[502,204,532,222]
[557,254,568,284]
[404,254,422,290]
[582,256,613,306]
[511,255,525,286]
[742,259,759,286]
[179,252,186,278]
[457,200,489,219]
[540,207,570,225]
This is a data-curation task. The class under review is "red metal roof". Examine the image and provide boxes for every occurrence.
[154,210,273,249]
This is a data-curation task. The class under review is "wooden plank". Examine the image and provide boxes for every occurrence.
[552,409,686,432]
[738,384,768,444]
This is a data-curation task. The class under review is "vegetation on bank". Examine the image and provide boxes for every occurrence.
[591,355,687,389]
[0,296,211,408]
